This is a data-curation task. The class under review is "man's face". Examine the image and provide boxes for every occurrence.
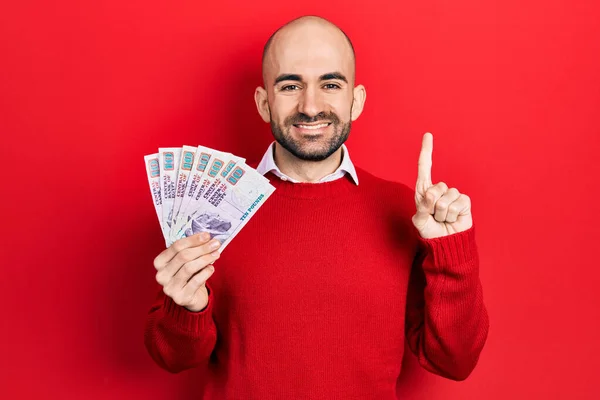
[259,24,358,161]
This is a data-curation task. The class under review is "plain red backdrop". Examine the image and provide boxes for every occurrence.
[1,0,599,399]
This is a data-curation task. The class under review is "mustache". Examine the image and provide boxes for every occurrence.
[285,112,340,125]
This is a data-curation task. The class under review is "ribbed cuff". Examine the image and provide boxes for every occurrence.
[163,283,215,334]
[417,224,478,271]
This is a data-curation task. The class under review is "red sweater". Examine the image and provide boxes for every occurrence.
[144,168,489,399]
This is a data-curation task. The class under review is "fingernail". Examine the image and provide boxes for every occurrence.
[200,232,210,241]
[212,251,220,258]
[209,239,220,250]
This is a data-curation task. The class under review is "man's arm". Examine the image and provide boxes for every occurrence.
[144,284,218,373]
[144,232,221,373]
[404,225,489,381]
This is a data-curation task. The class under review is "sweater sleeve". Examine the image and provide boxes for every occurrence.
[404,224,489,381]
[143,282,218,373]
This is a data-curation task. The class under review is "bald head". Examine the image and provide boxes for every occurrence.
[253,15,367,166]
[261,16,356,85]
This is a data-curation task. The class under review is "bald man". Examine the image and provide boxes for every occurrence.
[145,16,489,399]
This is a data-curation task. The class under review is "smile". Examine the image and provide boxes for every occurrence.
[293,123,331,130]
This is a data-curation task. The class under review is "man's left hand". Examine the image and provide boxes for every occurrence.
[412,132,473,239]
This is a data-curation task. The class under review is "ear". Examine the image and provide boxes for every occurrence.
[254,86,271,123]
[350,84,367,121]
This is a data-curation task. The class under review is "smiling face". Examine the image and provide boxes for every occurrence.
[255,17,366,162]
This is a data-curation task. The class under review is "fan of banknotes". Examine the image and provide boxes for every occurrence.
[144,145,275,251]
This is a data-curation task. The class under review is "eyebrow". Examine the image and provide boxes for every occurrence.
[274,72,348,85]
[274,74,302,84]
[320,72,348,83]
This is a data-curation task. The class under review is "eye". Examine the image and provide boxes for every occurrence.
[281,85,299,91]
[324,83,341,90]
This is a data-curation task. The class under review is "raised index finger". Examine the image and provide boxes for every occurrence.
[417,132,433,184]
[153,232,211,269]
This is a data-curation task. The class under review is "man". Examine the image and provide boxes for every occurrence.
[145,15,489,399]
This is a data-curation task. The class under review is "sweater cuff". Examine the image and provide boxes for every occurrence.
[417,224,478,271]
[163,283,215,334]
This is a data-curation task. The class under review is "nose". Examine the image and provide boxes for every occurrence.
[298,86,324,118]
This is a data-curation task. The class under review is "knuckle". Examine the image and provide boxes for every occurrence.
[155,271,166,285]
[172,293,183,305]
[174,292,189,306]
[169,287,182,302]
[203,252,219,265]
[201,265,215,278]
[173,252,188,266]
[200,242,216,255]
[171,241,184,253]
[179,248,195,263]
[426,186,438,196]
[206,266,216,278]
[183,262,197,277]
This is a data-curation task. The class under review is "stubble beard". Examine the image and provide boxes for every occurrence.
[269,109,352,162]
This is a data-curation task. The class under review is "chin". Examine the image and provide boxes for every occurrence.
[286,139,341,161]
[271,119,350,162]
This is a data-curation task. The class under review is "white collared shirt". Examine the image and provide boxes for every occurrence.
[256,142,359,185]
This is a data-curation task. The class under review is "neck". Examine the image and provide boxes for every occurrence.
[273,142,343,183]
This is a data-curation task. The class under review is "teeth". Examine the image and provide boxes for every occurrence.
[297,123,329,130]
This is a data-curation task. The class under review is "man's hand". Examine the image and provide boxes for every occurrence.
[412,132,473,239]
[153,232,221,312]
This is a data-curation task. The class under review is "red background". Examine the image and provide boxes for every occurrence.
[1,1,599,399]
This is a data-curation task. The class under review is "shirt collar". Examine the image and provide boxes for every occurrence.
[256,141,359,185]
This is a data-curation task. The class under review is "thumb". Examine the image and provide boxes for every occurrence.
[415,189,434,214]
[413,192,431,226]
[412,208,430,230]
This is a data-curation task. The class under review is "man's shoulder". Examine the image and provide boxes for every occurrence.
[355,166,413,195]
[354,166,417,225]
